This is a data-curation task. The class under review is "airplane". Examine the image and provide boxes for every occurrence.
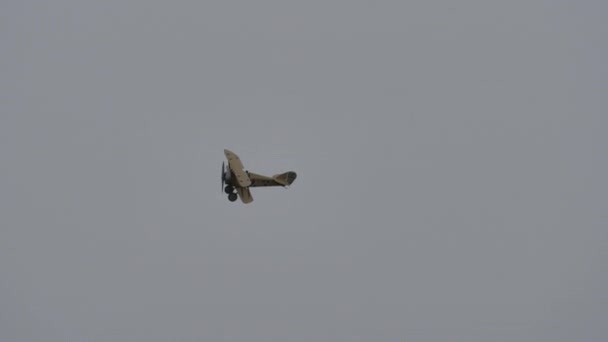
[221,149,297,203]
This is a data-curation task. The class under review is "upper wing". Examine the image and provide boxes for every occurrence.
[224,149,251,187]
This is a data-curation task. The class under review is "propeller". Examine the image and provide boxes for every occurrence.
[221,162,225,193]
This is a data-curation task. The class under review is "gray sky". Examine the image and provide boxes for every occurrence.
[1,1,607,341]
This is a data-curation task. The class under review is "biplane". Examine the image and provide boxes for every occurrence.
[221,149,297,203]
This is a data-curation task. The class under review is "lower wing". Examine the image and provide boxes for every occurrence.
[237,187,254,204]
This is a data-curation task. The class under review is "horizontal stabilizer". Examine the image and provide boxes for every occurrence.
[272,171,297,186]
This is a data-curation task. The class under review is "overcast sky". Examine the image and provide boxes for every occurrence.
[1,1,607,341]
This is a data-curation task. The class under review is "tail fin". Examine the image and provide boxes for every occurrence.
[272,171,297,186]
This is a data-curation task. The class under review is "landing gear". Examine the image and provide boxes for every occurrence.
[224,185,234,194]
[228,193,238,202]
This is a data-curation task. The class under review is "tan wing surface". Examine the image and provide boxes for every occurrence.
[237,187,254,204]
[224,149,252,187]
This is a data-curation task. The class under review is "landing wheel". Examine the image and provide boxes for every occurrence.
[224,185,234,194]
[228,193,238,202]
